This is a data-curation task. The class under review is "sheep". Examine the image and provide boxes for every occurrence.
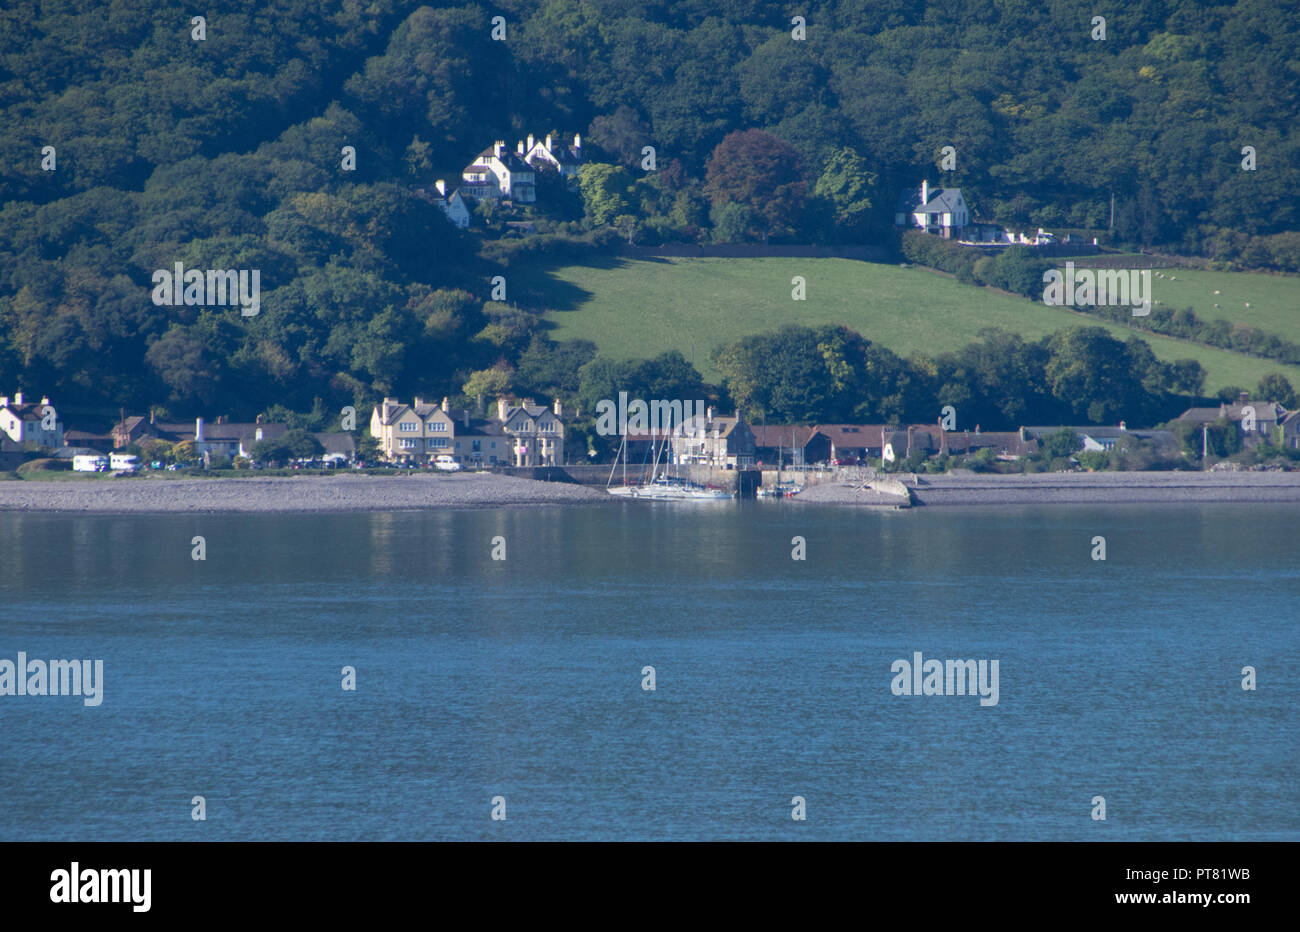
[1214,290,1221,295]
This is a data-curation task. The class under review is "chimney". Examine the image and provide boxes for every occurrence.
[517,140,524,155]
[573,133,581,151]
[527,134,535,151]
[476,393,485,415]
[40,395,49,405]
[497,398,509,421]
[256,414,262,424]
[545,133,553,152]
[1238,391,1250,405]
[494,141,505,158]
[441,396,449,413]
[13,391,22,406]
[195,417,205,442]
[463,410,469,429]
[706,406,715,425]
[149,409,155,425]
[1119,421,1127,431]
[522,398,535,408]
[553,398,563,417]
[414,396,424,409]
[435,179,446,196]
[0,397,7,407]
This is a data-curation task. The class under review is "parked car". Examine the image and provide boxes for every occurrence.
[434,455,462,472]
[833,456,860,466]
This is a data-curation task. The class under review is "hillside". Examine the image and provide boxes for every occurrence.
[524,257,1300,392]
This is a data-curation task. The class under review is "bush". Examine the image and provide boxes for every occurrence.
[1076,450,1109,471]
[17,457,67,473]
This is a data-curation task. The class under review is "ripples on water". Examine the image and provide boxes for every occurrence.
[0,503,1295,840]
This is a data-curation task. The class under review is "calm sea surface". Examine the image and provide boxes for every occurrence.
[1,503,1295,841]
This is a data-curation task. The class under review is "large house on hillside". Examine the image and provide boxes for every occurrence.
[522,132,584,179]
[896,180,969,238]
[462,142,536,203]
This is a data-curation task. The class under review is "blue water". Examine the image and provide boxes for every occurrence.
[0,503,1295,840]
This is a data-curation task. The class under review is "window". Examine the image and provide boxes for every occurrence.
[399,421,417,432]
[429,421,447,432]
[428,438,447,448]
[400,438,416,449]
[472,440,481,452]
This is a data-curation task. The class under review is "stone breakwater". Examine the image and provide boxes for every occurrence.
[0,473,612,513]
[794,471,1300,506]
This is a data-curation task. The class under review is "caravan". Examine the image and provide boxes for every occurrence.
[109,453,139,473]
[73,455,109,472]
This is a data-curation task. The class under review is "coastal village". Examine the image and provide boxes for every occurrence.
[1,138,1296,491]
[4,385,1299,497]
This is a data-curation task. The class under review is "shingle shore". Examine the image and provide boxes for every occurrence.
[4,471,1300,512]
[0,473,612,513]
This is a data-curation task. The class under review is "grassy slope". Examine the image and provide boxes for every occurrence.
[523,257,1300,391]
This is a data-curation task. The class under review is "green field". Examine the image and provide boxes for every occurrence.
[1139,268,1300,334]
[522,257,1300,392]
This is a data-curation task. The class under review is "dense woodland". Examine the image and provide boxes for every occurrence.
[0,0,1296,427]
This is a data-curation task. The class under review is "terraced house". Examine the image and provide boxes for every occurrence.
[370,397,459,463]
[370,396,567,466]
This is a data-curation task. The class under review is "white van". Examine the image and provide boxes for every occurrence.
[434,454,462,472]
[109,453,139,472]
[73,455,109,472]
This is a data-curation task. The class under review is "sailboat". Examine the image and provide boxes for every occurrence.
[606,431,733,500]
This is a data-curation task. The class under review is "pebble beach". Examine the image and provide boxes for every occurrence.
[3,470,1300,513]
[0,472,611,513]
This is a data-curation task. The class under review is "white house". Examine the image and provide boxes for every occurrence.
[522,133,584,179]
[896,180,969,238]
[461,141,536,202]
[0,392,64,449]
[432,180,472,228]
